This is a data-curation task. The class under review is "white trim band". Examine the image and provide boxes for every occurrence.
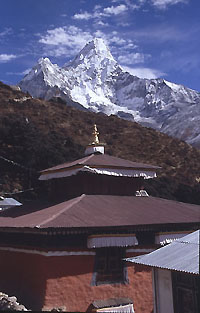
[87,235,138,248]
[39,166,157,180]
[96,304,134,313]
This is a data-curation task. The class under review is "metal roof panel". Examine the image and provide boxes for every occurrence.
[126,230,200,274]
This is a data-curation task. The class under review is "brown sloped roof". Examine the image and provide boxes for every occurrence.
[0,195,199,229]
[40,153,160,174]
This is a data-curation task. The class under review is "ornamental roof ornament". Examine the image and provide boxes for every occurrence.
[85,124,106,155]
[92,124,100,144]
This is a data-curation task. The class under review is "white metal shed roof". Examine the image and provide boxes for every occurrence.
[126,230,200,275]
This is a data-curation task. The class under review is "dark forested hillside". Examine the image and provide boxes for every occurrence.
[0,81,200,204]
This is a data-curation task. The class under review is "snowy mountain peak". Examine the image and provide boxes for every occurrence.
[37,57,59,73]
[23,57,56,82]
[19,38,200,147]
[65,37,116,69]
[87,37,113,58]
[38,57,51,64]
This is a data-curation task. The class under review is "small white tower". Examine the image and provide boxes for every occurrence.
[85,124,105,156]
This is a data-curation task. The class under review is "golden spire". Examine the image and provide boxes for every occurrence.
[85,124,105,155]
[92,124,100,144]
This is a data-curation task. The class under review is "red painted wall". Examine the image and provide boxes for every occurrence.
[49,173,143,201]
[0,250,153,312]
[43,251,153,312]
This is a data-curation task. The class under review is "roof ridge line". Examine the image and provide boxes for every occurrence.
[40,154,95,173]
[82,153,95,163]
[76,153,94,166]
[36,194,86,228]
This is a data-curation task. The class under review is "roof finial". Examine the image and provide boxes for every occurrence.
[92,124,100,144]
[84,124,106,156]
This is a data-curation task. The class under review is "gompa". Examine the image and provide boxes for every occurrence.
[0,125,199,312]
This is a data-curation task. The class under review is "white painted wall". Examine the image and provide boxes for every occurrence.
[85,145,105,155]
[152,268,174,313]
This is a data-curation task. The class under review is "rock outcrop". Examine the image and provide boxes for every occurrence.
[0,292,28,311]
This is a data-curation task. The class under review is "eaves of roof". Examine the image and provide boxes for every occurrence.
[40,153,161,174]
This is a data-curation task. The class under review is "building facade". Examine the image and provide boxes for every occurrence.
[0,125,199,312]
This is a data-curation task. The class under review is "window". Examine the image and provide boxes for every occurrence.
[92,247,128,285]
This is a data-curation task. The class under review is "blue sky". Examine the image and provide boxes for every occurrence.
[0,0,200,91]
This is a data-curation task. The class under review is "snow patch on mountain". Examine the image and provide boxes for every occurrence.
[19,37,200,147]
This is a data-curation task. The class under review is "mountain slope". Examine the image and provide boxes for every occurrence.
[1,81,200,204]
[19,38,200,147]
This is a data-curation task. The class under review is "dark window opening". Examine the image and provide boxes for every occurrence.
[136,231,155,245]
[172,272,200,313]
[92,247,128,285]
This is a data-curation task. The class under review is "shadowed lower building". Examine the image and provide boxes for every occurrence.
[0,125,199,312]
[126,230,200,313]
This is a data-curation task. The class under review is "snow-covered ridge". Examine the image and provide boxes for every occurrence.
[19,38,200,147]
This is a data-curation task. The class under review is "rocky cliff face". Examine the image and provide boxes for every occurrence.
[19,38,200,147]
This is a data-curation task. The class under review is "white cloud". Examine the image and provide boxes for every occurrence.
[0,54,17,63]
[73,9,97,21]
[39,26,136,53]
[109,36,127,45]
[111,0,141,9]
[118,22,131,27]
[94,5,102,10]
[73,11,93,20]
[111,0,188,10]
[151,0,188,9]
[118,52,150,65]
[72,0,188,24]
[0,27,12,38]
[38,24,141,62]
[93,30,107,41]
[122,66,166,79]
[96,20,109,27]
[38,26,146,74]
[103,4,128,15]
[38,26,93,57]
[93,30,137,51]
[73,4,128,21]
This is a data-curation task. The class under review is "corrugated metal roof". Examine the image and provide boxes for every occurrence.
[126,230,200,275]
[0,195,199,229]
[40,153,161,174]
[0,198,22,208]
